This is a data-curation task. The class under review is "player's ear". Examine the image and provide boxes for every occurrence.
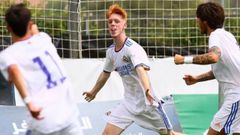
[29,21,39,35]
[6,24,12,33]
[124,22,127,29]
[28,21,33,30]
[203,21,208,26]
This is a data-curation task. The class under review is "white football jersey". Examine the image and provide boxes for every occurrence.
[209,28,240,103]
[104,38,157,114]
[0,32,78,134]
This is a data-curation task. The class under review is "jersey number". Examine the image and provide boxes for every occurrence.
[33,51,66,89]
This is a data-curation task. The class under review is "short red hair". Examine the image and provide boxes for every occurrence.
[106,4,127,21]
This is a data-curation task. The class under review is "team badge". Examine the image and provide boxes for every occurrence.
[122,55,129,62]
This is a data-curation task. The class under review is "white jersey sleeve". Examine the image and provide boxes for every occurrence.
[0,48,17,80]
[38,32,52,43]
[129,44,150,70]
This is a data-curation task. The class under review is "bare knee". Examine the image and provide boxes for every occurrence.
[102,123,123,135]
[102,127,111,135]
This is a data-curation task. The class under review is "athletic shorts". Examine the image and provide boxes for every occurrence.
[26,119,83,135]
[105,102,171,133]
[211,100,240,134]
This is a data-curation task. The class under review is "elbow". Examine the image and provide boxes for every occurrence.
[209,53,220,63]
[8,64,19,75]
[7,64,20,82]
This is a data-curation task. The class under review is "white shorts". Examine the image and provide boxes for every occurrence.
[26,119,83,135]
[211,100,240,134]
[105,102,172,133]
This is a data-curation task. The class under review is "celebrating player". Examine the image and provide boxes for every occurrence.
[174,2,240,135]
[0,3,83,135]
[83,4,184,135]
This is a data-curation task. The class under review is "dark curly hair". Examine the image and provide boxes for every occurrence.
[196,2,224,29]
[5,3,31,37]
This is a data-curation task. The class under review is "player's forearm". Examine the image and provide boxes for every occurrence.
[91,71,110,94]
[193,47,220,65]
[196,70,215,82]
[136,66,150,92]
[193,53,218,65]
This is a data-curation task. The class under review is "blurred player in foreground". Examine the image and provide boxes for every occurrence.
[83,3,185,135]
[174,2,240,135]
[0,3,83,135]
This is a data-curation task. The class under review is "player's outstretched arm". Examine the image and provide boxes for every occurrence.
[192,46,221,65]
[8,65,43,120]
[136,66,154,105]
[174,46,221,65]
[83,71,110,102]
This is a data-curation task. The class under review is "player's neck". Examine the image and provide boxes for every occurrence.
[207,28,215,35]
[206,25,215,35]
[12,32,32,43]
[114,34,127,51]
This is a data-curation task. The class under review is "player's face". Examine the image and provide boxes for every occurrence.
[108,13,126,38]
[196,17,207,34]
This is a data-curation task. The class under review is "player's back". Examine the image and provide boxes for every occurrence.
[0,32,78,133]
[5,32,67,93]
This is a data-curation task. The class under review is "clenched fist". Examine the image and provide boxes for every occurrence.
[174,54,184,64]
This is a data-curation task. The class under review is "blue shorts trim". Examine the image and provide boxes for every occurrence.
[224,101,239,134]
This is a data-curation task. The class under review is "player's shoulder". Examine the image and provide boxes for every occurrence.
[125,38,133,47]
[108,43,115,49]
[106,43,115,52]
[0,44,17,58]
[212,28,228,36]
[33,32,52,42]
[125,38,140,48]
[125,38,143,52]
[4,42,21,51]
[125,38,136,47]
[38,32,50,37]
[211,28,235,40]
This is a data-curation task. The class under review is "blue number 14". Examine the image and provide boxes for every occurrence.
[33,51,66,89]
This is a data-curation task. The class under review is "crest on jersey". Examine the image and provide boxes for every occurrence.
[122,55,129,63]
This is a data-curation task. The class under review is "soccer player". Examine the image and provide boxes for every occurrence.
[0,4,83,135]
[83,4,184,135]
[174,2,240,135]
